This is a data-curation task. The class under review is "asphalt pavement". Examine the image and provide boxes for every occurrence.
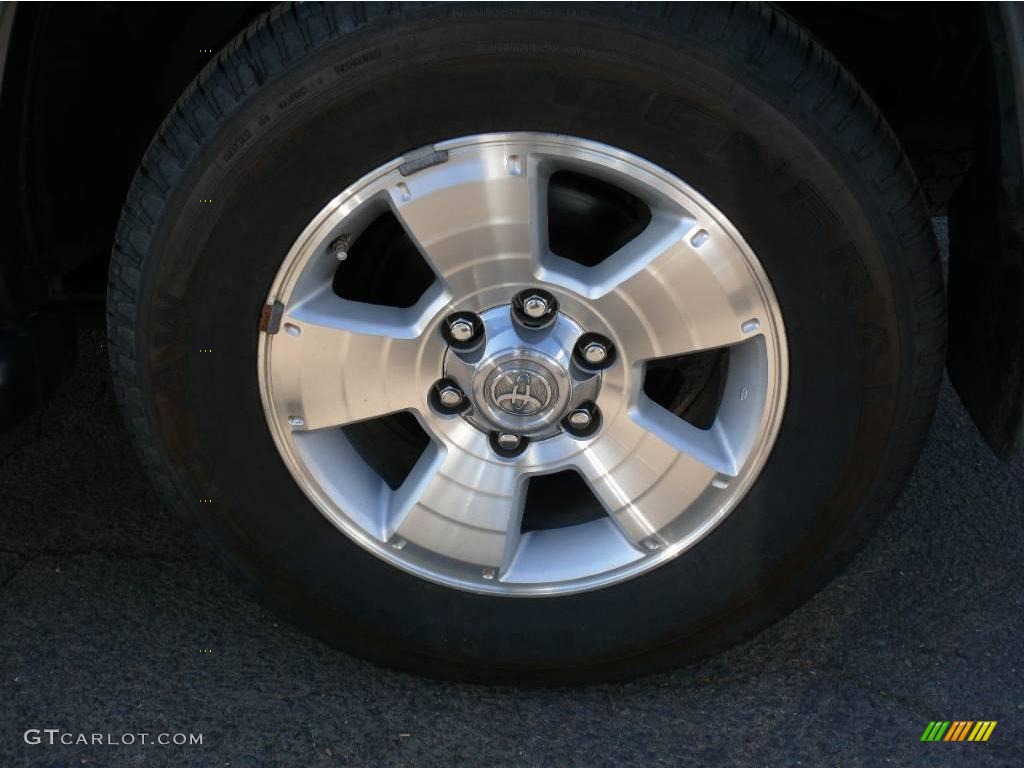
[1,223,1022,767]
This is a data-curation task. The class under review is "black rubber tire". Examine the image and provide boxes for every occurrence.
[107,2,945,683]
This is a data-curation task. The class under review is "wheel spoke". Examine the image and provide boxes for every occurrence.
[388,430,526,571]
[572,411,722,547]
[499,518,644,585]
[590,213,769,361]
[387,146,542,294]
[268,286,435,431]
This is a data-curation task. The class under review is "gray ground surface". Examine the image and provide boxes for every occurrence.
[1,226,1022,766]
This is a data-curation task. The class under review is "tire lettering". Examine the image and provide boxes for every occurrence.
[779,181,841,232]
[334,48,382,75]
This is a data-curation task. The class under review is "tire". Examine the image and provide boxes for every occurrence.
[107,2,945,682]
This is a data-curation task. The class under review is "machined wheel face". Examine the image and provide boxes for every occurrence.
[258,133,787,596]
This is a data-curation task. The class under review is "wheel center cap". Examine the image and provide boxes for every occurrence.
[470,349,571,436]
[443,305,601,440]
[488,362,556,417]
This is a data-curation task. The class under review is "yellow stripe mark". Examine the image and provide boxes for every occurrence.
[968,722,985,741]
[981,721,997,742]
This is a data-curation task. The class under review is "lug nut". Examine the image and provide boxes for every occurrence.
[438,386,463,408]
[442,312,485,351]
[583,342,608,365]
[562,401,601,438]
[431,378,467,415]
[512,288,558,329]
[489,430,529,457]
[567,409,592,429]
[573,333,616,371]
[449,318,475,342]
[522,294,549,319]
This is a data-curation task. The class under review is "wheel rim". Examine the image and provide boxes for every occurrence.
[257,132,788,596]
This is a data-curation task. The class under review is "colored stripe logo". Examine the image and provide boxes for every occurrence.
[920,721,997,742]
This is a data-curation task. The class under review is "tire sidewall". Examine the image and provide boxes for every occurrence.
[131,7,915,677]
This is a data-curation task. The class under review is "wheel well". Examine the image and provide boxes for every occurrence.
[782,2,985,213]
[0,1,269,314]
[0,2,995,304]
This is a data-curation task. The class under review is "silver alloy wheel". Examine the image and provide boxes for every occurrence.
[257,133,788,596]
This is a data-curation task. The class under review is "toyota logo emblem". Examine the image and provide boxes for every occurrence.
[490,370,553,416]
